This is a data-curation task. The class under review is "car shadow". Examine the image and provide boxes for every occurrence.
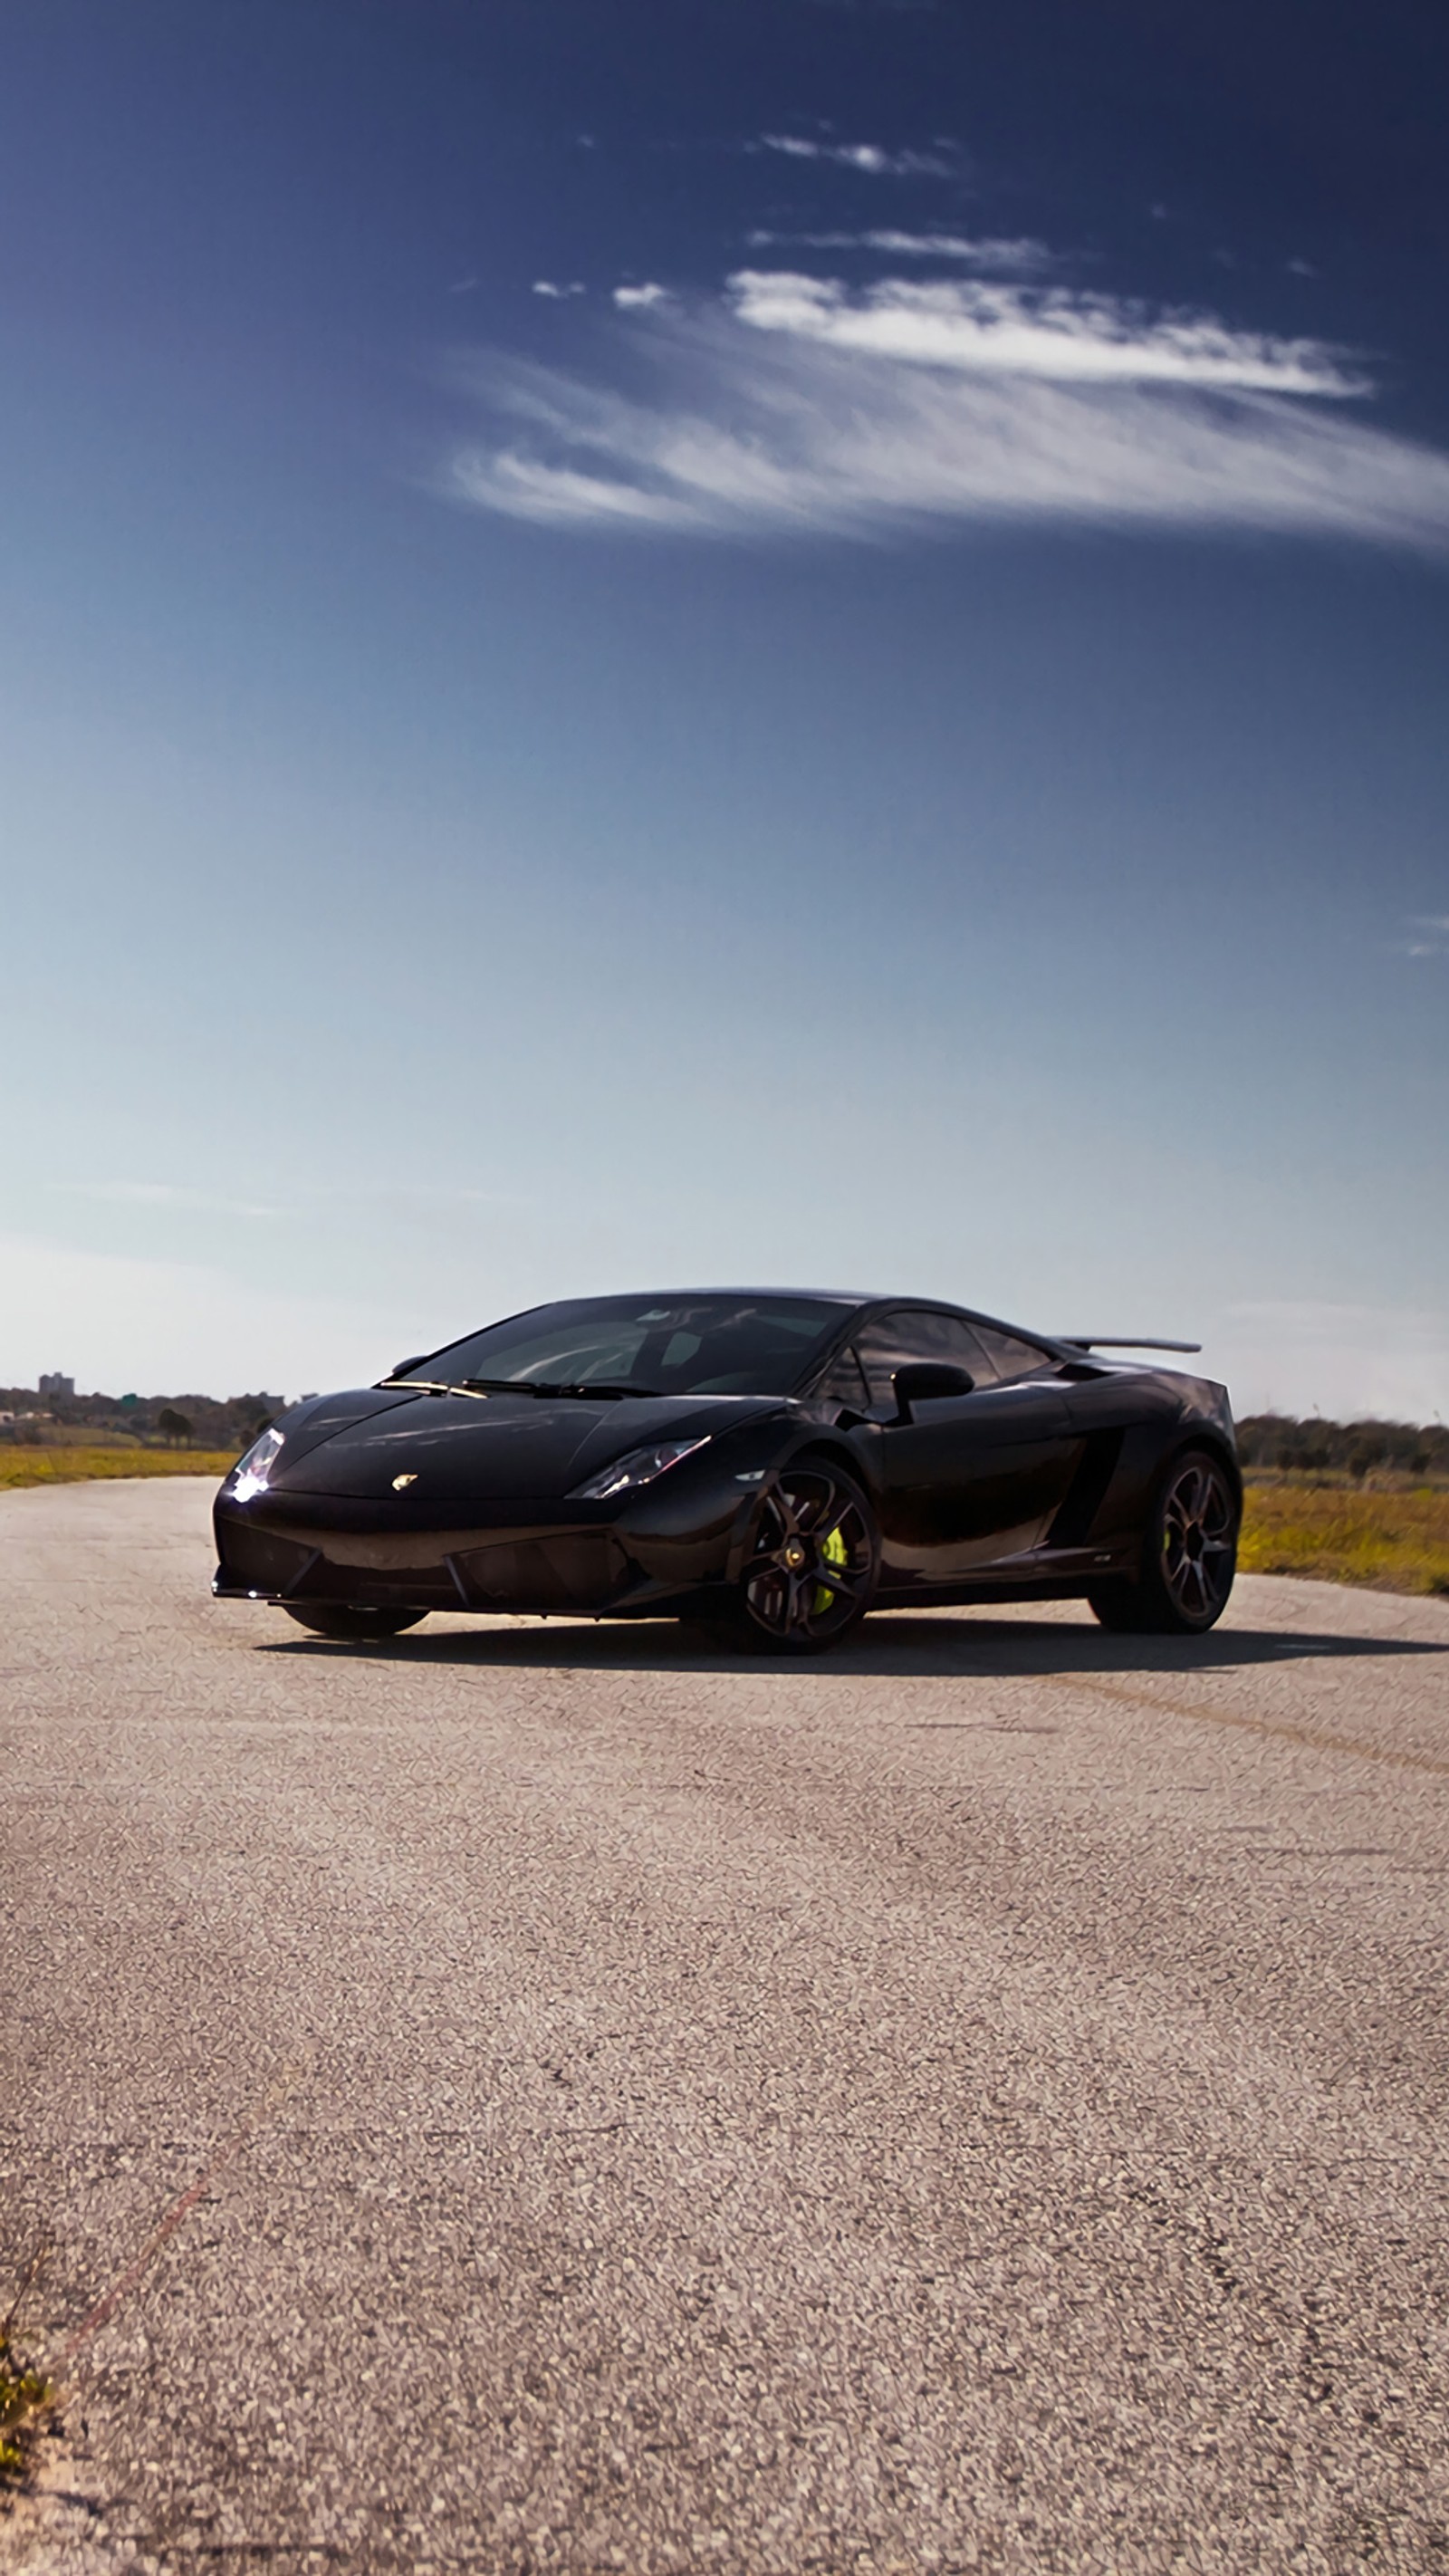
[257,1610,1449,1680]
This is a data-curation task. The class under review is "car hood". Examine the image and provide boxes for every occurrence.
[265,1389,785,1504]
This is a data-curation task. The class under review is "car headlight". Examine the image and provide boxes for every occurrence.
[227,1425,284,1502]
[571,1435,711,1502]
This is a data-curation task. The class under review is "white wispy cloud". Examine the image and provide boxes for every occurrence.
[726,272,1364,394]
[1401,912,1449,956]
[757,132,955,177]
[746,229,1055,274]
[613,283,672,310]
[50,1181,280,1218]
[442,268,1449,551]
[533,279,586,300]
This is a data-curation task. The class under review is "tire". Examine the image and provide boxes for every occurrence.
[718,1459,880,1654]
[1089,1447,1239,1637]
[283,1605,427,1641]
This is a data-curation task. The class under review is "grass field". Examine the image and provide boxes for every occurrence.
[1240,1477,1449,1597]
[0,1447,239,1489]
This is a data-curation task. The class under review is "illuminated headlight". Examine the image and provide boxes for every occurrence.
[227,1426,284,1503]
[571,1435,710,1502]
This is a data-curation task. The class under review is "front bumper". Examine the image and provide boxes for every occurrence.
[213,1484,744,1619]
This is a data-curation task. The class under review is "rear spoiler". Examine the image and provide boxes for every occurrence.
[1061,1337,1202,1354]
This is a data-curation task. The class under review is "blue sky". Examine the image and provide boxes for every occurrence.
[3,0,1447,1416]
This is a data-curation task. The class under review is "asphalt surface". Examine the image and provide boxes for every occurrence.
[3,1477,1448,2576]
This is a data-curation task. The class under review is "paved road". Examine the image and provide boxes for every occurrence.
[4,1477,1448,2574]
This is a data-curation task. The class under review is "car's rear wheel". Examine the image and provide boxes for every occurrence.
[1089,1447,1239,1636]
[719,1460,879,1654]
[283,1605,427,1640]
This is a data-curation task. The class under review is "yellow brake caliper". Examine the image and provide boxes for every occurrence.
[814,1521,849,1616]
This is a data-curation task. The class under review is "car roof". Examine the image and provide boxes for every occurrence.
[634,1287,878,1303]
[521,1288,1049,1328]
[556,1290,1071,1351]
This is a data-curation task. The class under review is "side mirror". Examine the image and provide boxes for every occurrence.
[891,1361,975,1423]
[389,1356,427,1378]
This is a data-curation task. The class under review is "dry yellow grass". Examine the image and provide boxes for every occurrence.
[1240,1477,1449,1597]
[0,1447,238,1489]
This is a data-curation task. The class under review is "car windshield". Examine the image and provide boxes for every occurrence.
[396,1294,849,1399]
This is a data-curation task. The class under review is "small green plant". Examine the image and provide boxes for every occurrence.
[1,2258,54,2481]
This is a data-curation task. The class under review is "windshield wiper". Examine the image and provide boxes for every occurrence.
[377,1377,533,1399]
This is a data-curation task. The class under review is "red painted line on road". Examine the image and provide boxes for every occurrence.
[58,2062,308,2366]
[58,2140,248,2362]
[1059,1671,1449,1777]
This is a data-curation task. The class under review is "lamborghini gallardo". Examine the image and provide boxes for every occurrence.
[213,1289,1239,1650]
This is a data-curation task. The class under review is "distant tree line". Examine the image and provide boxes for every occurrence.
[0,1387,284,1450]
[1236,1414,1449,1480]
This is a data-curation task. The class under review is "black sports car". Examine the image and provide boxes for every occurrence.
[213,1289,1240,1651]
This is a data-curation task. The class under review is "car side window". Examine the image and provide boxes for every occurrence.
[855,1311,993,1412]
[971,1323,1054,1383]
[813,1344,872,1410]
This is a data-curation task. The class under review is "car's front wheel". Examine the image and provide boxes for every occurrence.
[1089,1447,1239,1636]
[283,1605,427,1640]
[720,1460,879,1654]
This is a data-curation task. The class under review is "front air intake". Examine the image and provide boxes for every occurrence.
[216,1524,319,1596]
[454,1533,630,1610]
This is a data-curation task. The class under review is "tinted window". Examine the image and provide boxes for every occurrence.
[400,1294,846,1399]
[811,1343,872,1410]
[971,1323,1055,1382]
[855,1311,992,1410]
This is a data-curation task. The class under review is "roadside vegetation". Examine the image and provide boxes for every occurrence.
[0,1379,278,1488]
[2,1381,280,1450]
[0,1447,240,1488]
[1235,1411,1449,1481]
[1,2264,53,2483]
[1235,1414,1449,1597]
[1240,1476,1449,1596]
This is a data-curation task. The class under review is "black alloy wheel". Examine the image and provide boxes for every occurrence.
[283,1605,427,1640]
[730,1461,879,1653]
[1089,1447,1239,1636]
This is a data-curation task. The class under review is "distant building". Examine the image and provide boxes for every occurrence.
[39,1371,75,1399]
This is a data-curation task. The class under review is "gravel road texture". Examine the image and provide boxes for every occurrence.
[3,1477,1448,2574]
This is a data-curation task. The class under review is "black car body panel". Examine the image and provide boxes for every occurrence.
[214,1290,1237,1626]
